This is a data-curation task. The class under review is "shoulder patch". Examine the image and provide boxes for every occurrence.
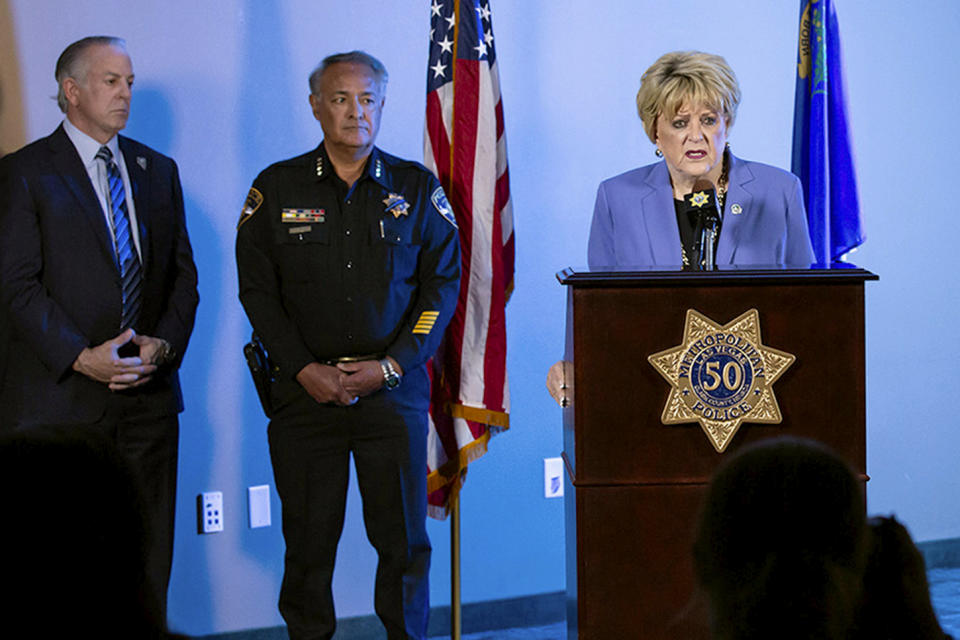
[431,187,458,228]
[237,187,264,229]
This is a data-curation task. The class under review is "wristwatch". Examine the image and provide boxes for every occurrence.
[379,358,401,390]
[155,339,177,366]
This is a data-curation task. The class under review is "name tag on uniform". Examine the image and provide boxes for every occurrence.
[282,208,325,223]
[287,225,312,234]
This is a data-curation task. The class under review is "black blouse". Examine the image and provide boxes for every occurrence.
[674,198,723,270]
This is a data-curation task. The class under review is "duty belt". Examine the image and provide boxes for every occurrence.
[321,353,385,366]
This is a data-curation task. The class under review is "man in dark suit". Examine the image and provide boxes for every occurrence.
[0,36,198,621]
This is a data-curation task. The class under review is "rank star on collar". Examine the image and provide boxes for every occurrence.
[383,193,410,218]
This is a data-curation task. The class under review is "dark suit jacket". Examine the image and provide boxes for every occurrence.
[587,153,816,268]
[0,125,199,428]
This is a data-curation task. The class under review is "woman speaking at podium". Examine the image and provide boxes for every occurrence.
[547,51,815,405]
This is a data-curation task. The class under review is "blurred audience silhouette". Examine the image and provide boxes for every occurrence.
[693,436,951,640]
[0,431,185,638]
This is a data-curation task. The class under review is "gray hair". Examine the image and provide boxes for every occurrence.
[308,50,388,96]
[55,36,126,113]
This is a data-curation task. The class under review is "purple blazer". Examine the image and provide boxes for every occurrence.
[587,154,815,268]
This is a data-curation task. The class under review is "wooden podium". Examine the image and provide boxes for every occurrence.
[559,265,877,640]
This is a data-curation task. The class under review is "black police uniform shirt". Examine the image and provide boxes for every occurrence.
[236,144,461,400]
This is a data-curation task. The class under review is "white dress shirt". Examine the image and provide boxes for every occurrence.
[62,117,143,260]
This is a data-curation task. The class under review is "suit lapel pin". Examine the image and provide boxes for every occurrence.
[136,156,147,170]
[731,203,743,215]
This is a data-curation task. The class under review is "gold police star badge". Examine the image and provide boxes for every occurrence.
[383,193,410,218]
[689,191,710,208]
[648,309,796,453]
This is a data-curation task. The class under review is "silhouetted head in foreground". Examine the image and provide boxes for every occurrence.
[0,431,169,638]
[693,437,868,640]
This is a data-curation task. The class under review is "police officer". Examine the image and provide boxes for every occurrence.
[235,51,460,640]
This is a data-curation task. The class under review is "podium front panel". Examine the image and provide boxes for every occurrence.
[560,267,875,640]
[565,280,866,483]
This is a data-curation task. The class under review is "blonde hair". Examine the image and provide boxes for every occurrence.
[635,51,741,144]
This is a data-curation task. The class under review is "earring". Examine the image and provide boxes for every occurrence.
[655,148,663,157]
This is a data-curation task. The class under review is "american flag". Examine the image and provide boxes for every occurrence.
[423,0,513,518]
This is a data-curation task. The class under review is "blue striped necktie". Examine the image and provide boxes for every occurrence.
[96,145,142,330]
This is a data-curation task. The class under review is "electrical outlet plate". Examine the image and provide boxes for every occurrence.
[544,457,564,498]
[248,485,271,528]
[198,491,223,534]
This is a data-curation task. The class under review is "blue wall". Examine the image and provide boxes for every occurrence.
[5,1,959,635]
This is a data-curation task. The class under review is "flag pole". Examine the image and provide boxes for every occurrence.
[451,491,462,639]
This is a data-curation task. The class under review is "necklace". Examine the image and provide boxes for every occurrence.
[716,152,729,210]
[717,180,727,210]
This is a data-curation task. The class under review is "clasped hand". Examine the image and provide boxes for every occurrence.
[296,359,397,406]
[72,328,167,391]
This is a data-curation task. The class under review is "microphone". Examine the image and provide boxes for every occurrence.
[684,179,721,270]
